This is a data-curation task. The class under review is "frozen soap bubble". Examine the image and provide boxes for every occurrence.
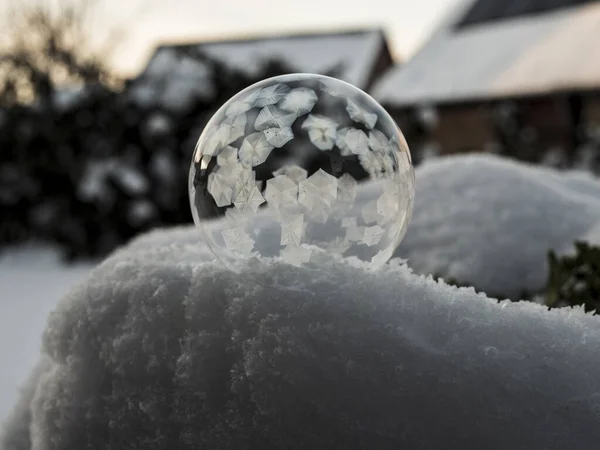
[189,74,414,271]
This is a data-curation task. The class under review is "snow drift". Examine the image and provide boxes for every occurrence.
[397,154,600,298]
[3,222,600,450]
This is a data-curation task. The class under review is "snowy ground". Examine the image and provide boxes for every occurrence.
[0,247,92,424]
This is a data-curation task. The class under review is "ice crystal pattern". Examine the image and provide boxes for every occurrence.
[190,74,414,270]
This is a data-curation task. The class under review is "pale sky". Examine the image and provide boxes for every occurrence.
[1,0,461,77]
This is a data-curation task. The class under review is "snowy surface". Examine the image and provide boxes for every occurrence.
[373,0,600,105]
[3,223,600,449]
[142,29,384,90]
[0,247,92,424]
[396,154,600,298]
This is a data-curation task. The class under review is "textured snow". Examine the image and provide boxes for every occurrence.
[396,154,600,297]
[373,0,600,106]
[3,224,600,449]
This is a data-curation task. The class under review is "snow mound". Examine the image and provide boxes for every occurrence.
[396,154,600,298]
[0,246,92,423]
[3,226,600,450]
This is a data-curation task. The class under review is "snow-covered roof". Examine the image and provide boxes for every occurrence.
[373,0,600,106]
[142,28,387,90]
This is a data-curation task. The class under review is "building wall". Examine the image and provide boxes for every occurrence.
[387,92,600,163]
[584,94,600,128]
[518,96,573,153]
[432,104,495,154]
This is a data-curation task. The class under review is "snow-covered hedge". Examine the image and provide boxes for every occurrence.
[0,57,294,259]
[3,224,600,450]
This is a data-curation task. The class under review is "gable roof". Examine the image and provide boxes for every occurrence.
[457,0,598,28]
[372,0,600,107]
[139,28,389,90]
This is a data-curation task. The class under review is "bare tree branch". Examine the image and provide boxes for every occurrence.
[0,0,139,106]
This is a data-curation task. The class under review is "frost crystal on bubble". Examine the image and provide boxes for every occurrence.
[203,123,235,157]
[280,213,305,246]
[207,171,234,207]
[360,149,396,179]
[216,146,238,166]
[346,99,377,129]
[319,82,343,97]
[202,113,246,157]
[369,129,389,153]
[222,226,255,254]
[327,236,352,253]
[224,113,247,141]
[307,169,339,199]
[233,185,265,216]
[238,132,275,167]
[307,126,338,150]
[343,217,365,242]
[377,191,399,218]
[341,217,355,228]
[225,207,244,222]
[241,88,261,105]
[274,165,308,184]
[380,153,395,175]
[336,128,370,156]
[255,84,291,107]
[279,87,318,116]
[298,171,335,222]
[362,200,382,224]
[255,106,297,131]
[298,187,331,220]
[264,127,294,148]
[302,114,338,150]
[225,100,253,118]
[336,173,358,204]
[225,164,259,207]
[309,198,333,223]
[264,175,298,209]
[281,244,312,267]
[298,169,338,206]
[359,151,384,177]
[364,225,385,246]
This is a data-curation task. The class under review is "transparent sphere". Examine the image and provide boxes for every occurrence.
[189,74,414,271]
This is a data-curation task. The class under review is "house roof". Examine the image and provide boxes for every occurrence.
[139,28,388,90]
[457,0,598,28]
[372,0,600,107]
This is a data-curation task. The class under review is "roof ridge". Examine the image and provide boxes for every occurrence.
[154,26,386,50]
